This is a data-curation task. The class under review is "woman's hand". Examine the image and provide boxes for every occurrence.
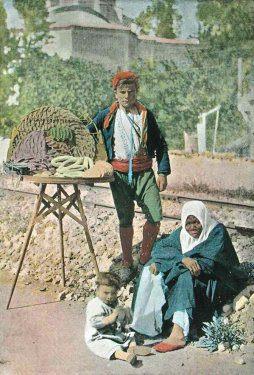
[182,257,201,277]
[150,263,159,275]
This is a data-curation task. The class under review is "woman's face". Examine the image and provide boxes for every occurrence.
[185,215,202,238]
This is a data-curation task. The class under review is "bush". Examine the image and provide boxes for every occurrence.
[4,52,113,135]
[133,54,247,150]
[196,316,245,352]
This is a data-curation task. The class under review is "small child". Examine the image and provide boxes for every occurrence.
[85,272,151,365]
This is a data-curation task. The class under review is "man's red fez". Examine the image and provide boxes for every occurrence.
[112,71,138,89]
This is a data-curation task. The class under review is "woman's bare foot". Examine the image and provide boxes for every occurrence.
[164,323,185,346]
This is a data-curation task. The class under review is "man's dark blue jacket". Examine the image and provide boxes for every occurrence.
[88,106,171,175]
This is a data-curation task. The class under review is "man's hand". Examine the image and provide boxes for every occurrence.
[156,174,167,192]
[182,257,201,277]
[149,263,159,275]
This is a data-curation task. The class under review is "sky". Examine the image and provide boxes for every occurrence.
[117,0,199,38]
[3,0,24,28]
[116,0,152,19]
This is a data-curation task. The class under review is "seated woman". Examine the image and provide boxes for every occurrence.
[131,200,246,353]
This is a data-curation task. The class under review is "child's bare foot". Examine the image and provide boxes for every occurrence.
[126,352,138,366]
[114,350,137,366]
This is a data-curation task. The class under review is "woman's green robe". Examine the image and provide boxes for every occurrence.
[134,223,245,324]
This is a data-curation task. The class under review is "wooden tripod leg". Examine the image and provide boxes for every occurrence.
[6,184,46,309]
[57,185,65,286]
[73,185,100,276]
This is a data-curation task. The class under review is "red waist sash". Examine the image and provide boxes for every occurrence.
[111,156,153,173]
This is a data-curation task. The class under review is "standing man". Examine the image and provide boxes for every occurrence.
[88,71,170,282]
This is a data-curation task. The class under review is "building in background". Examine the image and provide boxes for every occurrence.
[44,0,199,70]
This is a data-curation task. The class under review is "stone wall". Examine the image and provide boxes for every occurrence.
[44,28,73,60]
[72,27,196,70]
[166,152,254,194]
[72,26,135,70]
[138,38,191,65]
[44,25,198,70]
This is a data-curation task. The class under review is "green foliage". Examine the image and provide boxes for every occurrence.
[196,316,245,352]
[13,0,50,43]
[0,0,52,137]
[1,0,251,152]
[134,2,251,150]
[133,52,246,149]
[0,0,8,88]
[135,0,180,38]
[0,0,15,135]
[197,0,254,52]
[0,0,8,65]
[0,0,112,138]
[5,52,112,133]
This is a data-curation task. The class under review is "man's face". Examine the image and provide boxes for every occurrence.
[115,83,137,110]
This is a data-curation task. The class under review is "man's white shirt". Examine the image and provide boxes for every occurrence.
[114,108,142,159]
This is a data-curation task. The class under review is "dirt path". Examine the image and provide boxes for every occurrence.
[1,271,253,375]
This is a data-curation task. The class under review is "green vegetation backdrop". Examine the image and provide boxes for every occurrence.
[0,0,253,150]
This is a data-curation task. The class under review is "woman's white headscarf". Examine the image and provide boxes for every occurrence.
[180,200,218,254]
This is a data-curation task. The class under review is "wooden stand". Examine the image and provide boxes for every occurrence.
[6,175,114,309]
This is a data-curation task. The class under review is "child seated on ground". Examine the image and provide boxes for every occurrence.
[85,272,151,365]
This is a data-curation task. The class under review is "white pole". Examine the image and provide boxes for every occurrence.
[212,107,220,154]
[238,57,243,100]
[197,114,206,153]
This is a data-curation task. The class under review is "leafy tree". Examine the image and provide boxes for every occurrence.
[197,0,254,52]
[0,0,16,135]
[0,0,8,95]
[135,0,180,38]
[1,0,113,137]
[8,53,113,127]
[134,1,253,150]
[13,0,50,46]
[196,1,254,94]
[133,55,245,149]
[0,0,52,136]
[197,0,254,156]
[0,0,8,62]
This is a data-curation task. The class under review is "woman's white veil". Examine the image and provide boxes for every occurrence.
[180,200,218,254]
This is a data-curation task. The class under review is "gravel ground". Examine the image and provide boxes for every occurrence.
[0,185,254,373]
[0,186,253,304]
[1,271,254,375]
